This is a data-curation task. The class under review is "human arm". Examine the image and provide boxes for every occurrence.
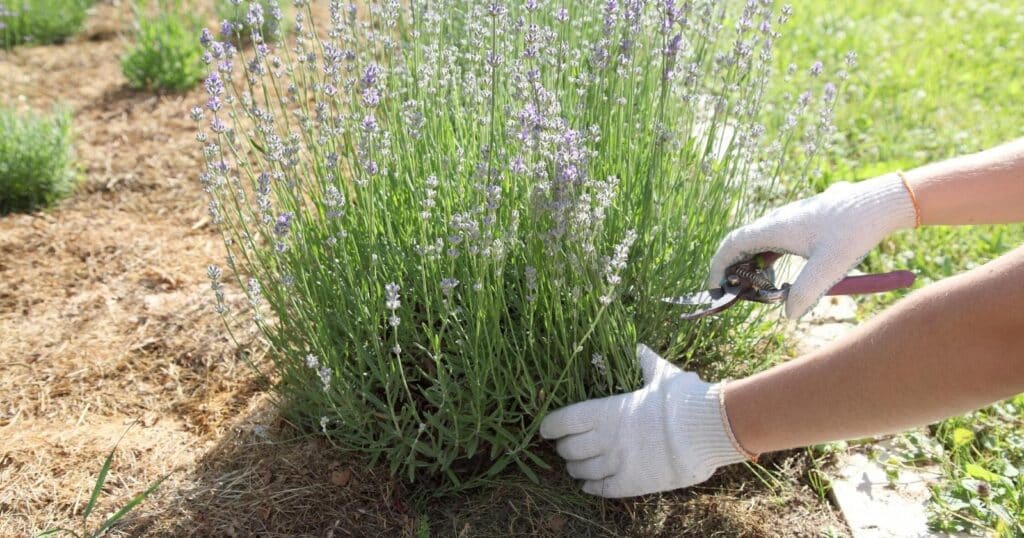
[906,137,1024,225]
[709,137,1024,318]
[725,243,1024,453]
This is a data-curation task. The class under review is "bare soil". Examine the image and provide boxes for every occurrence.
[0,3,849,536]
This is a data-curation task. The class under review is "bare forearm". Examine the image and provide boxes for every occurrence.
[725,245,1024,455]
[907,137,1024,225]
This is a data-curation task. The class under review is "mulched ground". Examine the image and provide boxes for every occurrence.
[0,3,849,536]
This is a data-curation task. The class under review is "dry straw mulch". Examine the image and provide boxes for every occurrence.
[0,3,848,536]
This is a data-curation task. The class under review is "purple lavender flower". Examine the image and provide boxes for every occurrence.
[845,51,858,67]
[200,27,214,47]
[441,278,460,296]
[810,60,824,77]
[509,156,527,175]
[219,20,233,38]
[207,264,222,282]
[247,3,264,28]
[362,63,383,87]
[385,283,401,311]
[210,41,226,60]
[204,72,224,96]
[823,82,837,101]
[662,0,679,31]
[666,33,683,57]
[361,87,380,107]
[780,4,793,23]
[487,2,507,17]
[361,114,378,133]
[210,117,229,133]
[318,365,331,391]
[274,212,294,237]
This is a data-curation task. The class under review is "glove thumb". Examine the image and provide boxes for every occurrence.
[637,344,668,384]
[637,343,688,385]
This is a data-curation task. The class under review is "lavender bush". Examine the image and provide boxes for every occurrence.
[0,105,75,215]
[122,1,205,92]
[197,0,837,487]
[0,0,91,48]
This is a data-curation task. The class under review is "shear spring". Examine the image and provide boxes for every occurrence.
[729,265,776,291]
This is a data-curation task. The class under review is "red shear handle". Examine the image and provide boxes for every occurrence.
[826,271,916,296]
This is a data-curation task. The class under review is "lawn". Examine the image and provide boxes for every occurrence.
[776,0,1024,534]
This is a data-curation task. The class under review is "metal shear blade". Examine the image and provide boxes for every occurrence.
[663,287,743,320]
[661,289,723,306]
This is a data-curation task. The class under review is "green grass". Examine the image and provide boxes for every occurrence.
[775,0,1024,534]
[0,106,76,215]
[0,0,92,48]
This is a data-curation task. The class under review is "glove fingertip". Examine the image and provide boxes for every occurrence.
[538,414,562,440]
[540,402,597,439]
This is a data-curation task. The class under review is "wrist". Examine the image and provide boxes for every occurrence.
[716,381,759,462]
[852,173,920,233]
[720,377,768,457]
[667,381,750,468]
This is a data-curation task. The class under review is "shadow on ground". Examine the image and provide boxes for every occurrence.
[121,397,847,537]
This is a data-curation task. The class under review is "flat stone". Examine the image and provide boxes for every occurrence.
[831,446,966,538]
[793,322,856,355]
[805,295,859,323]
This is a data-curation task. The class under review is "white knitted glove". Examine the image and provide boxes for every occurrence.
[539,344,746,498]
[708,173,918,319]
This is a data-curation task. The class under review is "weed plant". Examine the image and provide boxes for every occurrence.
[0,106,76,215]
[0,0,91,48]
[197,0,838,488]
[122,0,204,92]
[35,425,167,538]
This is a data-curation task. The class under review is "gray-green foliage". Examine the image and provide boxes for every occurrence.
[0,106,76,215]
[197,0,833,488]
[121,0,204,92]
[0,0,92,48]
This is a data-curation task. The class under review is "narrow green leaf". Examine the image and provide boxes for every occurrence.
[514,455,539,484]
[91,474,168,538]
[83,422,138,523]
[82,451,113,523]
[34,528,80,538]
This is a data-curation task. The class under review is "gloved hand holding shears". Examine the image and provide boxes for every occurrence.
[699,173,918,319]
[542,139,1024,499]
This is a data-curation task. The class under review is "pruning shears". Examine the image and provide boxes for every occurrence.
[663,252,916,320]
